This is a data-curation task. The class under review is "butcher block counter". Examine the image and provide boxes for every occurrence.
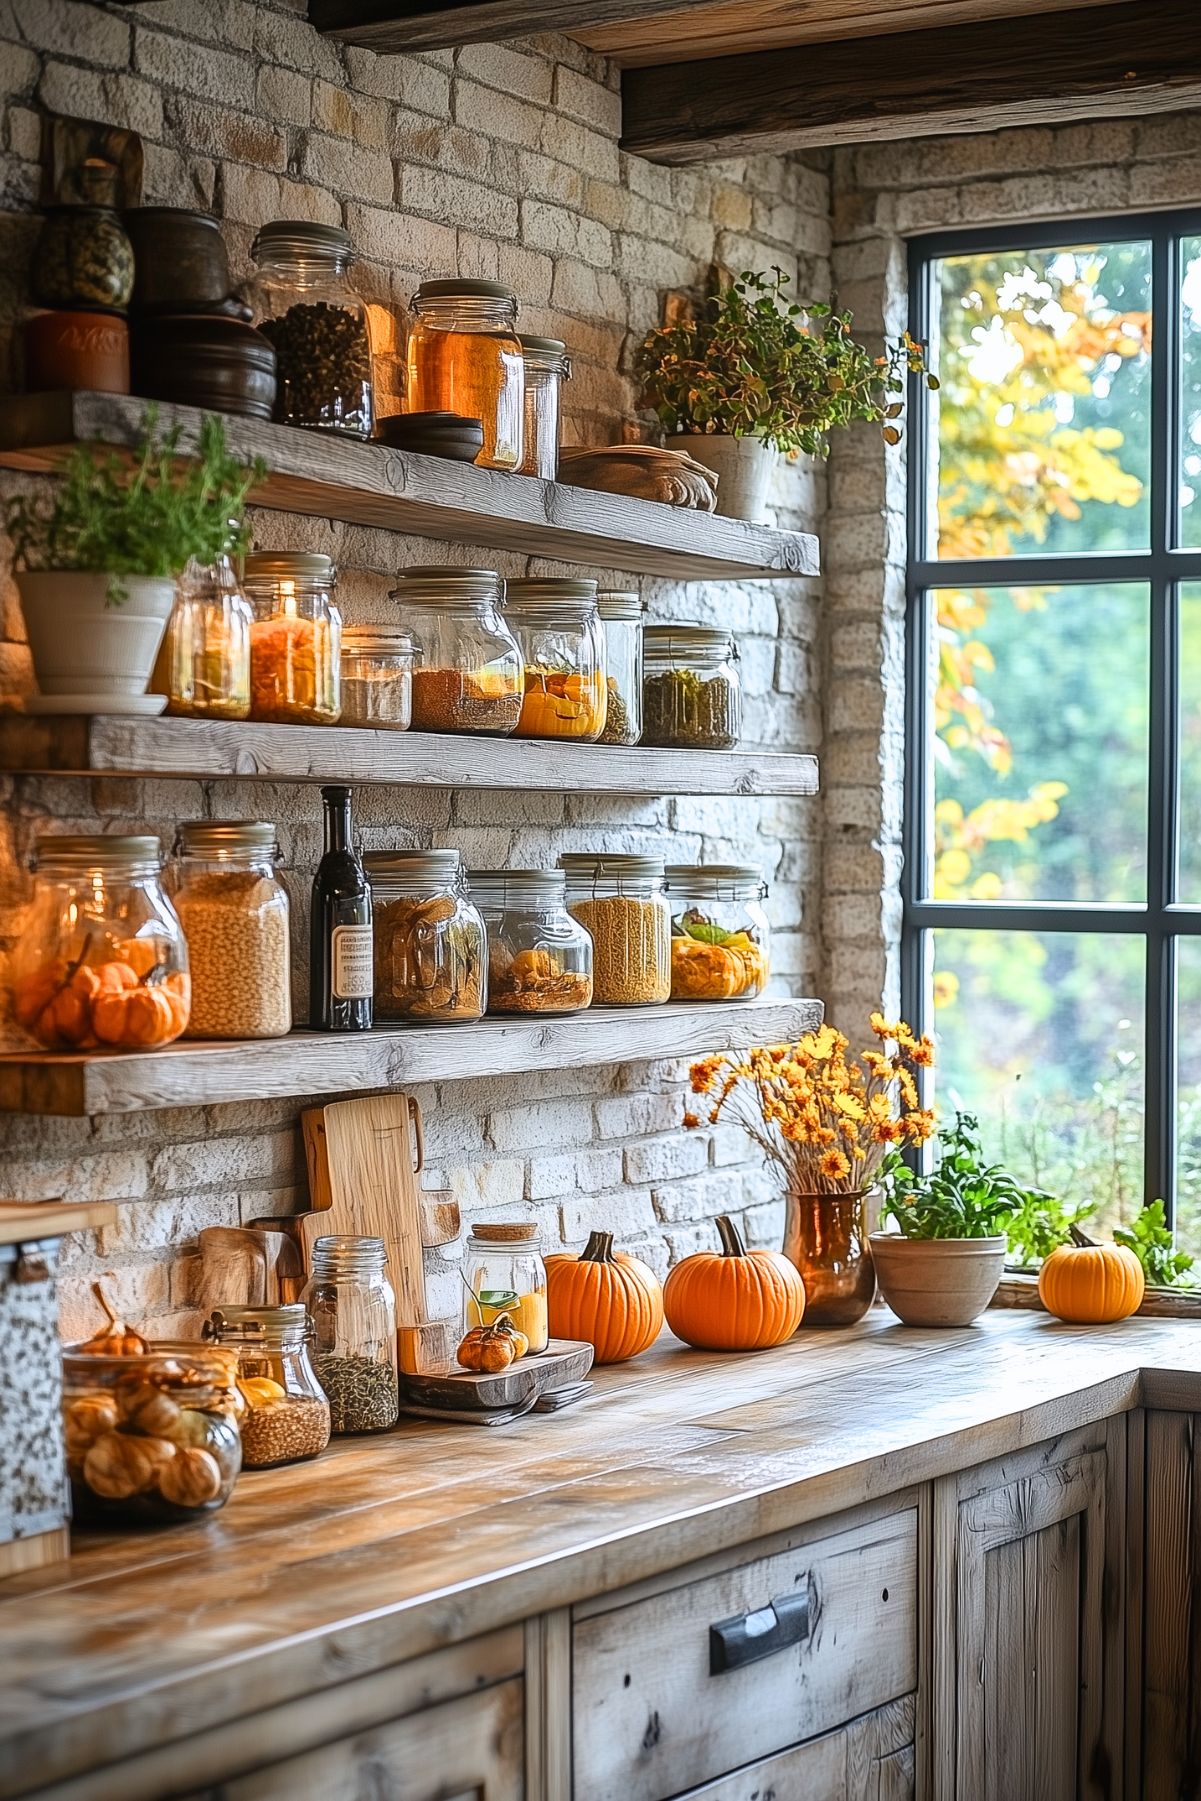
[2,1310,1200,1801]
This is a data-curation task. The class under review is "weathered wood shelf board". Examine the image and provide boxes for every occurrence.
[0,392,820,583]
[0,995,823,1116]
[0,714,819,796]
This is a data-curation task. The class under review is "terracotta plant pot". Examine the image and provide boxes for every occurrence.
[23,309,129,395]
[684,434,778,522]
[16,570,176,708]
[783,1189,877,1327]
[869,1233,1008,1328]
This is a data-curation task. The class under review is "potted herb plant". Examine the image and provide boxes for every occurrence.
[5,408,260,714]
[636,267,931,522]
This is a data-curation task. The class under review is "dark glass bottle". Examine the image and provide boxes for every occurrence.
[310,785,373,1031]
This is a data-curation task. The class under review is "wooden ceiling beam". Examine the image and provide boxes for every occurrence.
[621,0,1201,161]
[308,0,702,52]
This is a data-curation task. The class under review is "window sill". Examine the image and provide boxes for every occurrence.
[993,1271,1201,1320]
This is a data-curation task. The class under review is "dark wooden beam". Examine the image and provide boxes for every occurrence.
[622,0,1201,162]
[308,0,701,52]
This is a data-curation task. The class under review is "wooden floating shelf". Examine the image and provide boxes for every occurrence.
[0,714,819,796]
[0,1199,116,1244]
[0,996,824,1117]
[0,391,820,583]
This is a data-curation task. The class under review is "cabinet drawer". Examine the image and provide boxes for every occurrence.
[680,1695,915,1800]
[573,1507,917,1800]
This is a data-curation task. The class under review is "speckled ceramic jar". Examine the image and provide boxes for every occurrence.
[32,206,135,317]
[0,1241,68,1568]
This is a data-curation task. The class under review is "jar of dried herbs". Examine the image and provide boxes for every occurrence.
[363,848,487,1022]
[301,1236,399,1434]
[560,853,670,1006]
[596,590,644,746]
[245,221,374,438]
[642,624,742,751]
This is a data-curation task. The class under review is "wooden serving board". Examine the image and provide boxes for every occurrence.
[399,1338,594,1413]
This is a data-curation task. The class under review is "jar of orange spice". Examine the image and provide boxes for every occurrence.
[244,551,341,725]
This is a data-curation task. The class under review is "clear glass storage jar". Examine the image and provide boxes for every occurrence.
[560,853,670,1007]
[156,557,252,720]
[596,590,644,746]
[62,1341,242,1524]
[468,869,592,1015]
[363,848,487,1023]
[245,221,373,438]
[170,821,291,1040]
[517,336,570,479]
[666,864,770,1001]
[505,578,606,742]
[301,1236,399,1434]
[339,626,413,729]
[642,624,742,750]
[392,567,523,736]
[204,1304,331,1467]
[244,551,342,725]
[406,279,524,471]
[462,1222,549,1353]
[12,835,190,1050]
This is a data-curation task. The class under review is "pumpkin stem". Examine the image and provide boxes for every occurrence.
[92,1277,118,1326]
[580,1231,616,1264]
[715,1214,747,1257]
[1069,1225,1098,1249]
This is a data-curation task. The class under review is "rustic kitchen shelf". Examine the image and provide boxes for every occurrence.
[0,714,819,795]
[0,996,823,1116]
[0,1199,116,1244]
[0,391,820,583]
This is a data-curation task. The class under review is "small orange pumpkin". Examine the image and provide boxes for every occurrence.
[664,1215,806,1352]
[546,1231,664,1364]
[1038,1228,1145,1324]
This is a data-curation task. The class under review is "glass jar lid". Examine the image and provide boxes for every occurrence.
[468,868,566,907]
[390,567,504,608]
[596,591,644,620]
[205,1303,310,1348]
[666,863,767,900]
[243,551,336,586]
[644,623,736,653]
[341,625,414,657]
[252,221,356,265]
[33,833,162,873]
[414,279,517,305]
[518,335,570,376]
[177,821,279,859]
[559,852,666,880]
[363,848,463,885]
[311,1234,388,1276]
[504,578,598,611]
[469,1221,541,1243]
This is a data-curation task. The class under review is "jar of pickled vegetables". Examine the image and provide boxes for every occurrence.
[505,578,607,742]
[244,550,342,725]
[596,590,643,746]
[245,221,373,438]
[392,567,523,736]
[468,868,593,1014]
[462,1222,549,1353]
[339,626,414,729]
[642,624,742,750]
[155,556,252,720]
[204,1304,330,1467]
[666,864,770,1001]
[406,280,524,471]
[560,853,671,1006]
[363,848,487,1023]
[517,336,570,479]
[11,835,191,1051]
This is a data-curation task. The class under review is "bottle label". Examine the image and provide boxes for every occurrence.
[331,925,373,1000]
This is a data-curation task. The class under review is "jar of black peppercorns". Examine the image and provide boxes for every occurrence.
[244,221,374,439]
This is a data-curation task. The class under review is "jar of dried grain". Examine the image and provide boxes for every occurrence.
[170,822,291,1039]
[204,1304,331,1467]
[560,853,671,1006]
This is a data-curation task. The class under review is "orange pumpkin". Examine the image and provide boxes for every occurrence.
[546,1231,664,1363]
[1038,1228,1145,1323]
[664,1215,806,1351]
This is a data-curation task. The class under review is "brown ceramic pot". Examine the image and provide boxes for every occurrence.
[132,312,276,419]
[869,1233,1007,1328]
[24,310,129,395]
[783,1189,877,1327]
[124,208,231,314]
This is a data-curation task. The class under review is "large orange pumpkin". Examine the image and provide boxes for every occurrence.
[546,1231,664,1363]
[663,1215,806,1351]
[1038,1228,1145,1324]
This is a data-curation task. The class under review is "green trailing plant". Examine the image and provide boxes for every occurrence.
[635,267,934,459]
[4,408,263,605]
[1114,1200,1196,1289]
[879,1112,1045,1241]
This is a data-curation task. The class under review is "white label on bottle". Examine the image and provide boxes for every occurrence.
[331,925,373,1000]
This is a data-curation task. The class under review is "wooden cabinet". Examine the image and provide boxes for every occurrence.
[1139,1408,1201,1800]
[677,1695,915,1799]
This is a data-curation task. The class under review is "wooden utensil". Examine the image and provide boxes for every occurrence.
[195,1226,305,1311]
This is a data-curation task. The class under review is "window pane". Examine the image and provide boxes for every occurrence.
[930,241,1152,559]
[1181,238,1201,546]
[1178,939,1201,1264]
[931,584,1148,902]
[1181,583,1201,900]
[932,928,1145,1234]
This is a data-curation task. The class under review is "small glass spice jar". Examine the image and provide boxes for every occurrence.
[204,1304,331,1468]
[468,869,592,1015]
[642,624,743,751]
[666,864,770,1002]
[155,556,253,720]
[505,578,607,742]
[463,1223,549,1354]
[170,822,291,1039]
[244,551,342,725]
[517,336,570,479]
[596,591,644,746]
[245,221,373,438]
[406,280,524,471]
[363,848,487,1023]
[301,1236,399,1434]
[560,853,671,1007]
[392,567,523,736]
[339,625,414,729]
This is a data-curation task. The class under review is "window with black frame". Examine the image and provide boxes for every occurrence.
[903,212,1201,1261]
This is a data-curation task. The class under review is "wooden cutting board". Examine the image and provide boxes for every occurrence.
[398,1339,595,1413]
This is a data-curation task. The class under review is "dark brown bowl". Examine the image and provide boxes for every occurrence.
[124,208,232,314]
[377,411,485,462]
[132,312,276,419]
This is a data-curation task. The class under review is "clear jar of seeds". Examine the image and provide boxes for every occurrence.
[560,853,671,1007]
[170,821,291,1039]
[596,591,644,746]
[245,221,373,438]
[301,1236,399,1434]
[204,1304,330,1468]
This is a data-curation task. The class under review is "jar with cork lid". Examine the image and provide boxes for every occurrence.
[462,1223,549,1353]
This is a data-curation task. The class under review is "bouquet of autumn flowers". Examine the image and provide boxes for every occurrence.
[685,1015,936,1195]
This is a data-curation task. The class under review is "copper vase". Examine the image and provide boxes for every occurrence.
[784,1189,876,1327]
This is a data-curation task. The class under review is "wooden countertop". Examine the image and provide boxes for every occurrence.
[3,1309,1200,1797]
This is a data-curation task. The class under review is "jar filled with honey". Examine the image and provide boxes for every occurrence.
[462,1222,549,1353]
[406,280,524,471]
[244,550,342,725]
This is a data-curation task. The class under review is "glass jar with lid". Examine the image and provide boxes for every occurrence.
[468,869,592,1015]
[245,221,373,438]
[204,1304,331,1467]
[505,578,607,742]
[560,853,671,1007]
[155,556,252,720]
[12,834,191,1051]
[596,591,644,746]
[642,624,742,750]
[363,848,487,1023]
[517,336,570,479]
[406,279,524,471]
[339,625,414,729]
[301,1236,399,1434]
[666,864,771,1002]
[169,821,291,1039]
[244,550,342,725]
[392,567,523,736]
[462,1222,549,1354]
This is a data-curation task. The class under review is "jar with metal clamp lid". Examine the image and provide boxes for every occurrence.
[560,852,670,1006]
[363,848,487,1023]
[301,1236,399,1434]
[245,220,373,438]
[406,279,524,471]
[642,623,742,750]
[169,821,291,1039]
[204,1304,330,1467]
[666,863,770,1001]
[596,590,644,746]
[339,625,414,729]
[468,868,593,1015]
[517,335,570,479]
[392,566,523,736]
[244,550,342,725]
[505,577,607,742]
[155,556,253,720]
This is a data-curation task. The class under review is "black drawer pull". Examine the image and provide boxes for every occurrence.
[708,1589,810,1674]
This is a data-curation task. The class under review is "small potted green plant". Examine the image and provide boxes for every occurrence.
[5,408,260,715]
[635,266,930,522]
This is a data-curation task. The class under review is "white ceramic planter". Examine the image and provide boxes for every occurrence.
[684,434,778,522]
[869,1233,1008,1328]
[16,570,176,706]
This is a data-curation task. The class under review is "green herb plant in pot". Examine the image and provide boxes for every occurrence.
[5,408,261,716]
